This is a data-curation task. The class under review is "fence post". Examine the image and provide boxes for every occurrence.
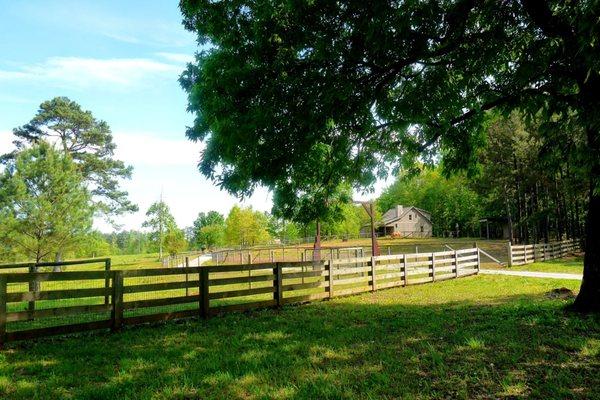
[28,264,39,321]
[199,268,210,319]
[402,254,408,286]
[104,258,111,306]
[542,244,546,261]
[111,271,124,332]
[274,263,283,307]
[507,242,513,267]
[0,275,7,348]
[431,253,436,282]
[370,256,377,291]
[454,250,459,278]
[326,260,334,298]
[476,248,481,274]
[185,257,190,297]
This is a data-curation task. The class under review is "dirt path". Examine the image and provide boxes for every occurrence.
[479,269,582,280]
[173,254,212,268]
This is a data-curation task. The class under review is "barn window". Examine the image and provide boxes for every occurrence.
[420,225,424,232]
[409,214,412,220]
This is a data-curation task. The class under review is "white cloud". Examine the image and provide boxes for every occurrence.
[97,131,273,232]
[113,131,202,167]
[155,52,195,64]
[0,57,183,89]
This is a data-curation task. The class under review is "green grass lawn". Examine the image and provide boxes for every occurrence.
[1,274,599,399]
[508,256,584,274]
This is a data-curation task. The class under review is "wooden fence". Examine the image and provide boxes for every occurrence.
[0,248,480,346]
[508,239,580,266]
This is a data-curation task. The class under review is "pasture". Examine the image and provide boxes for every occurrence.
[1,269,598,399]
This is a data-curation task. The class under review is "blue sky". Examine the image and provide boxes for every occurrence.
[0,1,386,232]
[0,0,277,231]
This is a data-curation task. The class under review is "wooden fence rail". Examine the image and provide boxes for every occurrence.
[0,248,480,346]
[507,239,581,266]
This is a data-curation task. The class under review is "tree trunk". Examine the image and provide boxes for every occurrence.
[572,182,600,311]
[313,221,321,261]
[53,251,63,272]
[572,68,600,312]
[503,184,514,242]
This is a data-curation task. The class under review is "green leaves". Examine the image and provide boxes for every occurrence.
[180,0,600,228]
[4,97,137,221]
[224,206,271,246]
[191,211,225,250]
[0,142,93,262]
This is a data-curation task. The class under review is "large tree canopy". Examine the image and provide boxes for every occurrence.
[2,97,137,220]
[180,1,600,310]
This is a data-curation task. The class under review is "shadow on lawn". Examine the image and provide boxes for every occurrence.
[2,291,600,399]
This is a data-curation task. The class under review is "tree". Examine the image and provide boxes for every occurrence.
[0,142,93,263]
[142,200,177,258]
[180,1,600,311]
[197,224,224,250]
[224,206,270,247]
[2,97,137,220]
[379,168,483,237]
[191,211,225,250]
[103,230,150,255]
[75,231,112,258]
[267,215,301,243]
[473,112,588,243]
[163,227,188,256]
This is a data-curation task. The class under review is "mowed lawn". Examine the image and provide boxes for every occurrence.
[1,274,599,399]
[508,256,584,274]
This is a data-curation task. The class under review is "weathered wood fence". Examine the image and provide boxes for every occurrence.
[0,248,479,346]
[508,239,580,266]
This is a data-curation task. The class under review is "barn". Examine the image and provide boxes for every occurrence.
[362,205,433,238]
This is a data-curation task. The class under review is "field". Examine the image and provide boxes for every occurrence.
[212,237,510,266]
[1,261,599,399]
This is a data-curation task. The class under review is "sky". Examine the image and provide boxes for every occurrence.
[0,0,390,232]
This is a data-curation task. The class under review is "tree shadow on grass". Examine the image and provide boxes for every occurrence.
[1,280,600,399]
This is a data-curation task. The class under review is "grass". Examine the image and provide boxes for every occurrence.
[508,256,584,274]
[1,272,599,399]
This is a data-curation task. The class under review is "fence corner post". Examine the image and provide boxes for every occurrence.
[507,242,513,268]
[111,271,124,332]
[199,268,210,319]
[476,247,481,274]
[370,256,377,292]
[274,262,283,307]
[0,275,7,348]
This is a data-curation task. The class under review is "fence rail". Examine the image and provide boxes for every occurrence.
[508,239,580,266]
[0,248,480,346]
